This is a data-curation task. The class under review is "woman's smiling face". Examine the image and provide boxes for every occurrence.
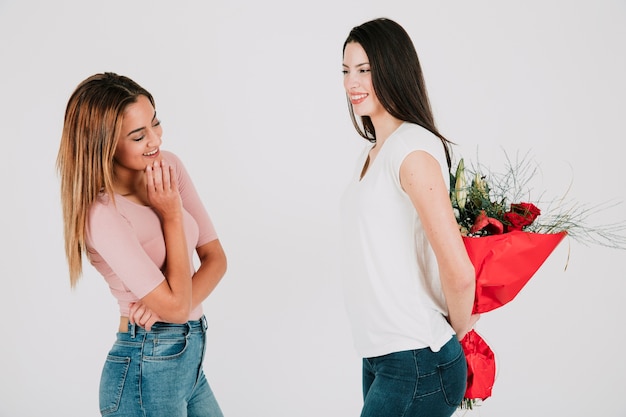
[114,95,163,173]
[342,41,384,119]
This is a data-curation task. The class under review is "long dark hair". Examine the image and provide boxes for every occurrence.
[343,18,453,168]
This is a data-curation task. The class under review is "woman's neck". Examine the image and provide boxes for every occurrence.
[113,167,145,197]
[371,114,403,147]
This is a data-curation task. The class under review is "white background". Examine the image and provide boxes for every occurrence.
[1,1,625,416]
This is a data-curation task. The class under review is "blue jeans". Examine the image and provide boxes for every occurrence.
[99,316,223,417]
[361,336,466,417]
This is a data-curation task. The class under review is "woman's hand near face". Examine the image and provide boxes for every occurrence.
[138,158,193,324]
[145,159,182,221]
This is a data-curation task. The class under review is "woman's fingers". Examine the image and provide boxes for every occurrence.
[145,159,181,217]
[161,160,171,190]
[128,301,144,325]
[128,302,138,323]
[143,314,161,331]
[128,301,157,329]
[145,164,155,191]
[146,160,165,192]
[152,160,164,190]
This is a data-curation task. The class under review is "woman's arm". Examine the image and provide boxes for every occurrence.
[130,154,226,329]
[400,150,479,340]
[135,160,192,324]
[190,239,227,309]
[130,239,227,330]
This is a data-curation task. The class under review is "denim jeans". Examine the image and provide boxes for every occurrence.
[361,336,466,417]
[99,316,223,417]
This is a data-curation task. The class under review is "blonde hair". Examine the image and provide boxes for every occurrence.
[56,73,154,287]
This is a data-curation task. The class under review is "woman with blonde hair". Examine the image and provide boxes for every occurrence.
[57,72,226,416]
[340,18,479,416]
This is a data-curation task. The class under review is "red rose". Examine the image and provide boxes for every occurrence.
[504,202,541,231]
[503,211,529,231]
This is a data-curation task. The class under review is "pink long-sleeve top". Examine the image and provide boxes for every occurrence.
[85,151,218,320]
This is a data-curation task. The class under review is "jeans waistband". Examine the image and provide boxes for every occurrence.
[126,315,207,338]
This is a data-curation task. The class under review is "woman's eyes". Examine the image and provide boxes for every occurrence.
[131,121,161,141]
[342,68,371,74]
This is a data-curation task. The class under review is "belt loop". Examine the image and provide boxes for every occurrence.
[130,322,136,338]
[201,315,208,332]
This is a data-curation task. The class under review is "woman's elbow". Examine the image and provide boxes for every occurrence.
[443,262,475,292]
[158,298,192,324]
[164,307,191,324]
[457,263,476,291]
[211,250,228,281]
[220,255,228,278]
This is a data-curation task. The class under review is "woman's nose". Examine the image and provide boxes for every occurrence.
[345,73,359,90]
[147,128,162,147]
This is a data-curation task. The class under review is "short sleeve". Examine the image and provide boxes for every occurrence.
[164,151,218,247]
[86,198,165,299]
[393,124,450,191]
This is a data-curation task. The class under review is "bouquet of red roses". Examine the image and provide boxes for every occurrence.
[450,152,626,409]
[451,157,567,409]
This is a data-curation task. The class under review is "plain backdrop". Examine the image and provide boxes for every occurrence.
[1,1,625,416]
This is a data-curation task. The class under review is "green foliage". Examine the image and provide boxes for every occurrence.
[450,150,626,249]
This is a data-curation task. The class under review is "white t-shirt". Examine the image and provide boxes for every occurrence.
[340,122,455,358]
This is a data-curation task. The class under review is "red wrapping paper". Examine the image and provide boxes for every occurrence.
[461,330,495,400]
[460,230,567,402]
[464,230,568,314]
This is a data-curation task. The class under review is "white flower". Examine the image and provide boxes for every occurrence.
[455,159,467,210]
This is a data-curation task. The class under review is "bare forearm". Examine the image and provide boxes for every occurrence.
[160,216,192,316]
[141,160,193,323]
[191,239,227,310]
[191,259,226,309]
[440,258,476,339]
[443,276,475,336]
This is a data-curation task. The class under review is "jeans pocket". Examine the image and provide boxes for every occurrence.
[437,348,467,407]
[143,335,188,361]
[99,355,131,415]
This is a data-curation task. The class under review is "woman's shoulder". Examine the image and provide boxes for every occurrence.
[394,122,439,145]
[91,192,113,209]
[86,193,123,240]
[88,192,124,221]
[387,123,442,156]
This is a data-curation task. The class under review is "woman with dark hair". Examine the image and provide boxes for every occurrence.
[340,18,479,416]
[57,72,226,416]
